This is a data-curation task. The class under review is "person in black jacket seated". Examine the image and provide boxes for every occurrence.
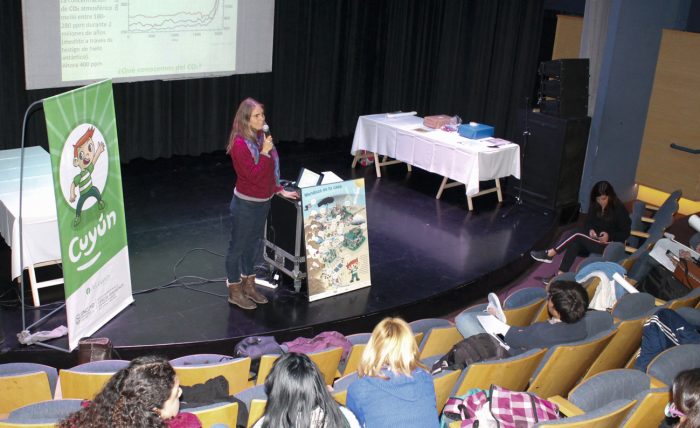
[531,180,631,283]
[455,281,590,354]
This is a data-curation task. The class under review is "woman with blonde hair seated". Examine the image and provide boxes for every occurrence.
[346,317,439,427]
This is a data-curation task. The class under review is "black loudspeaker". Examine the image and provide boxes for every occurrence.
[517,111,591,211]
[538,58,589,118]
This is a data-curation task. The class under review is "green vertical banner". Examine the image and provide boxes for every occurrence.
[43,80,133,350]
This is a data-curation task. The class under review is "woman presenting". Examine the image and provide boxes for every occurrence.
[225,98,297,310]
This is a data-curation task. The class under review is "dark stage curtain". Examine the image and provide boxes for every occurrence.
[0,0,543,162]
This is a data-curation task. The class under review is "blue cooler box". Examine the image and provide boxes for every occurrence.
[458,123,494,139]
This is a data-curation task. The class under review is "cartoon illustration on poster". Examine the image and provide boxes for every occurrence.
[301,179,371,301]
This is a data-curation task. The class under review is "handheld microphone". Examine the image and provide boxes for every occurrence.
[263,124,271,138]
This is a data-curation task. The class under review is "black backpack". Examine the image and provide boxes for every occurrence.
[636,264,689,301]
[431,333,511,374]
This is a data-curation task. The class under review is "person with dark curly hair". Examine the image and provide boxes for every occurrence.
[59,356,200,428]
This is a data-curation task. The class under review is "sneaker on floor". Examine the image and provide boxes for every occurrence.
[487,292,506,323]
[530,250,553,263]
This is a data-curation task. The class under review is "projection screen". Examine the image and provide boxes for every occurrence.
[22,0,274,90]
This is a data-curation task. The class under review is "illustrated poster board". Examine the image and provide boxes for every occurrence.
[301,179,371,301]
[43,80,134,350]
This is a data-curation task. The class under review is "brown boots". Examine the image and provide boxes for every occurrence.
[242,275,269,304]
[227,280,256,310]
[227,275,268,309]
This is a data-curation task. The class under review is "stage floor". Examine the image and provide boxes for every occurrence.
[0,137,556,366]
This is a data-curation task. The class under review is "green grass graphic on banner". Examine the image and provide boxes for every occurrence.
[43,80,133,350]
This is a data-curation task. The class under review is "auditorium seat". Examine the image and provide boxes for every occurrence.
[417,325,463,360]
[247,399,267,428]
[624,201,675,255]
[628,189,681,248]
[646,343,700,386]
[542,369,665,428]
[58,359,129,400]
[665,287,700,311]
[331,371,359,406]
[0,399,82,426]
[451,348,548,395]
[338,332,371,376]
[233,384,266,427]
[307,347,344,385]
[0,422,57,428]
[621,388,669,427]
[582,316,645,381]
[0,363,58,415]
[610,292,657,321]
[527,329,616,398]
[433,368,462,413]
[187,401,238,428]
[536,371,641,427]
[255,354,281,386]
[170,354,251,396]
[502,288,547,327]
[409,318,452,348]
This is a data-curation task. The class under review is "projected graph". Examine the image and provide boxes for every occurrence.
[60,0,237,82]
[128,0,225,33]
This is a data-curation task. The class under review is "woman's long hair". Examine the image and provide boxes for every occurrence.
[226,97,263,153]
[673,368,700,428]
[588,180,620,218]
[262,352,348,428]
[358,317,427,379]
[59,356,176,428]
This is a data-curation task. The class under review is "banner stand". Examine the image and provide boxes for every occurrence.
[15,100,71,353]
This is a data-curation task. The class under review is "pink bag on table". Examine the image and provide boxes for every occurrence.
[423,115,452,129]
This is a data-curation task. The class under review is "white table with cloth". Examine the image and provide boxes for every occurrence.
[350,114,521,210]
[0,146,63,306]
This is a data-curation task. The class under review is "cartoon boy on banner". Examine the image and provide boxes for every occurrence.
[68,126,106,226]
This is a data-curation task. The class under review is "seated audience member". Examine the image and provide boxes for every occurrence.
[455,281,590,354]
[59,355,200,428]
[667,368,700,428]
[253,352,359,428]
[346,317,439,428]
[531,181,631,283]
[631,231,700,283]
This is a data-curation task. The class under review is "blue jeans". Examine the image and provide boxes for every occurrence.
[225,195,270,283]
[454,311,488,338]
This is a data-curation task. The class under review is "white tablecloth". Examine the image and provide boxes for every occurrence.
[351,114,520,196]
[0,146,61,279]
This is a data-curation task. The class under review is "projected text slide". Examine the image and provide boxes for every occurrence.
[60,0,237,82]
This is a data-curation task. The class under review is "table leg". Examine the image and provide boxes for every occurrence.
[407,164,412,172]
[27,264,40,307]
[495,178,502,202]
[374,152,382,178]
[436,177,449,199]
[351,152,360,168]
